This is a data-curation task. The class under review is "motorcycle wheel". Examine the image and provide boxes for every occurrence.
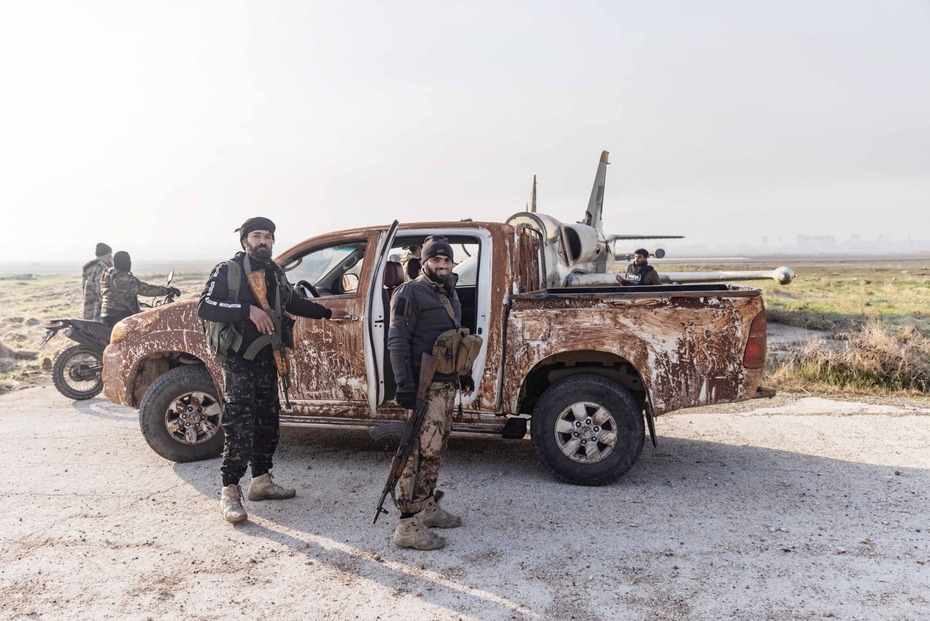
[52,345,103,400]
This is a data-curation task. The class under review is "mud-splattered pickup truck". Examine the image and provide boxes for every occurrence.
[102,219,770,485]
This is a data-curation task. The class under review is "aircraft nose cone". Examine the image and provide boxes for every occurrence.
[774,266,795,285]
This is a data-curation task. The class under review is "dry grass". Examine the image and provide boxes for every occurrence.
[771,319,930,394]
[0,270,208,394]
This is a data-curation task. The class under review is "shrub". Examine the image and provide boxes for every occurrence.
[773,320,930,393]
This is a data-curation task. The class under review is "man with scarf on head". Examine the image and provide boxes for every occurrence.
[386,235,475,550]
[81,242,113,321]
[198,217,349,523]
[100,251,181,327]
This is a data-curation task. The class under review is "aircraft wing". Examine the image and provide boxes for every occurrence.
[606,234,684,241]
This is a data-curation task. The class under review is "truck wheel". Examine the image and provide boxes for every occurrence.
[531,373,644,486]
[52,345,103,400]
[139,366,224,462]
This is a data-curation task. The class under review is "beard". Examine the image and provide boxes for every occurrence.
[423,263,452,286]
[245,240,273,261]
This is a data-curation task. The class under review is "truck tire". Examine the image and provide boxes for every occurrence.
[52,345,103,400]
[139,366,224,463]
[531,373,644,486]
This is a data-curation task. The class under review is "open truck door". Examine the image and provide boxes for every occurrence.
[363,220,399,415]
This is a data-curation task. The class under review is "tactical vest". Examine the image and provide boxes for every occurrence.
[417,274,483,376]
[624,263,656,285]
[201,258,293,365]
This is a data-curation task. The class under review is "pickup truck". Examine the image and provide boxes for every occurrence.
[102,219,769,485]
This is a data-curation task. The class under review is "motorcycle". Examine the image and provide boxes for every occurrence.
[40,318,112,400]
[41,271,177,400]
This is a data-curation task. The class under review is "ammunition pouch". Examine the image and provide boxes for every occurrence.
[431,327,483,376]
[201,318,242,365]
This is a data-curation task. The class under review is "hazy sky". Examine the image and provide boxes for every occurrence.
[3,1,929,263]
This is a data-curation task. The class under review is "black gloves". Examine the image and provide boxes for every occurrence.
[167,287,181,297]
[395,390,416,410]
[459,375,475,392]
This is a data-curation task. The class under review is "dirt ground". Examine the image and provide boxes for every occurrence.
[2,382,928,621]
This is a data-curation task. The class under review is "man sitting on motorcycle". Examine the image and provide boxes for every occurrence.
[100,251,181,327]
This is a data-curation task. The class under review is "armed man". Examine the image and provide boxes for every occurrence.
[82,243,112,321]
[386,235,480,550]
[617,248,662,286]
[198,217,349,524]
[100,251,181,327]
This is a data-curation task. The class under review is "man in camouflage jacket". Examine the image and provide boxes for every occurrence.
[100,251,180,327]
[81,243,112,321]
[387,235,475,550]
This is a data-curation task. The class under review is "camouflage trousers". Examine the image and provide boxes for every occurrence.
[220,356,280,484]
[396,382,457,514]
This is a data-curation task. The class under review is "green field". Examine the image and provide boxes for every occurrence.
[662,260,930,394]
[2,261,928,396]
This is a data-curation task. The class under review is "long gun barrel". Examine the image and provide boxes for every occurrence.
[246,270,292,406]
[565,266,795,287]
[372,353,440,524]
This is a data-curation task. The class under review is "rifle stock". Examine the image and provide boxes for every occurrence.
[372,353,440,524]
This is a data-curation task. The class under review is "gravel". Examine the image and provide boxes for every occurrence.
[2,385,929,620]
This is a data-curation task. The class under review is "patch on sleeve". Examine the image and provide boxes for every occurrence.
[394,298,408,316]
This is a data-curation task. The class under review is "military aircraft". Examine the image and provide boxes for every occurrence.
[505,150,794,288]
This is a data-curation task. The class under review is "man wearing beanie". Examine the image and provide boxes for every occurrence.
[386,234,476,550]
[198,217,349,523]
[81,243,112,321]
[100,251,181,327]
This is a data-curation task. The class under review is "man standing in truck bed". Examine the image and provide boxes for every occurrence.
[387,235,476,550]
[618,248,662,286]
[198,217,348,523]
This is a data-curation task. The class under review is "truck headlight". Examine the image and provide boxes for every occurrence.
[110,315,155,344]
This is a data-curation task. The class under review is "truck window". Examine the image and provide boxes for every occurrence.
[283,242,366,296]
[387,240,479,287]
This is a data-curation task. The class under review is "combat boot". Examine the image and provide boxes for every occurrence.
[393,514,446,550]
[220,484,247,523]
[247,472,296,501]
[420,491,462,528]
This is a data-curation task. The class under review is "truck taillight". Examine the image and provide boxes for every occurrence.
[743,311,767,369]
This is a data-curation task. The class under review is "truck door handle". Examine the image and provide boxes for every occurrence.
[329,314,360,322]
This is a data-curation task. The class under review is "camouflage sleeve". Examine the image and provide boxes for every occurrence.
[82,292,100,321]
[132,275,171,298]
[82,265,104,320]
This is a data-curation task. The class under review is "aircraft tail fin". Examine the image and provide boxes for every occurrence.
[583,151,609,230]
[527,175,537,213]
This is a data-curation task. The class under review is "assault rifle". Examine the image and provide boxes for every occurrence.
[246,270,292,408]
[371,353,440,524]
